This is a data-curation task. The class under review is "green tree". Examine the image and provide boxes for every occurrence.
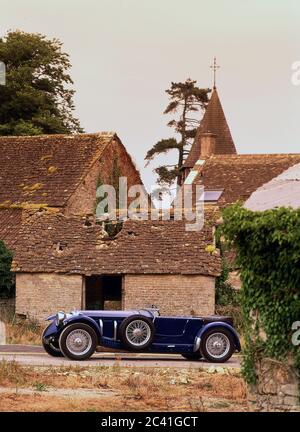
[0,240,14,298]
[0,30,82,135]
[145,79,210,186]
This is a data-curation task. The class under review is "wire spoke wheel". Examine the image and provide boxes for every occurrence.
[125,319,151,347]
[205,332,230,359]
[65,329,92,356]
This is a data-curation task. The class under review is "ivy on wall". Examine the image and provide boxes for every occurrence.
[219,203,300,384]
[94,154,121,214]
[110,154,121,208]
[94,155,123,238]
[215,252,240,306]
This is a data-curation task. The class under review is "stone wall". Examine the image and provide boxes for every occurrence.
[15,272,216,320]
[0,298,15,320]
[228,270,242,290]
[123,274,215,316]
[16,273,83,321]
[250,358,299,412]
[65,137,143,215]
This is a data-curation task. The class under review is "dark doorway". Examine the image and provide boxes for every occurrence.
[85,275,122,310]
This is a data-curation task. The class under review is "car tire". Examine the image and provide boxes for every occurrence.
[42,324,63,357]
[200,327,235,363]
[59,323,97,360]
[181,353,202,361]
[118,315,155,351]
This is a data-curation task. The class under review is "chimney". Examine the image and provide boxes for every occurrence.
[200,132,217,158]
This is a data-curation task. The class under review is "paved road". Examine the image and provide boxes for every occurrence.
[0,345,241,369]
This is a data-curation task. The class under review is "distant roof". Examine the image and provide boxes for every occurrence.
[0,132,115,207]
[194,154,300,206]
[10,210,221,277]
[245,162,300,211]
[184,88,236,168]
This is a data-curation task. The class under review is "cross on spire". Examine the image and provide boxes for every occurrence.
[210,57,220,89]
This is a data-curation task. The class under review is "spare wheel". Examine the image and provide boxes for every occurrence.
[118,315,155,351]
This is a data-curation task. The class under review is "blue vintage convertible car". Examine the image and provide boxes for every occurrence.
[42,307,241,362]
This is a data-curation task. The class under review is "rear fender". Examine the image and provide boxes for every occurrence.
[194,322,241,352]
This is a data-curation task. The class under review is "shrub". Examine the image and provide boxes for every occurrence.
[0,240,15,298]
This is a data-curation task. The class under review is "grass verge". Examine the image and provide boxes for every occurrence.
[0,360,249,412]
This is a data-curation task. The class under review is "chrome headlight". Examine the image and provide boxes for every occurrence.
[55,311,66,327]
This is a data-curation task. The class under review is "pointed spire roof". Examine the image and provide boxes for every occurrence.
[184,87,237,168]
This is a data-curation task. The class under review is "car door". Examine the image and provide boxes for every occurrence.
[154,317,189,343]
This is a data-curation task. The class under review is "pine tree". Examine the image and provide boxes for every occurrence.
[145,79,210,185]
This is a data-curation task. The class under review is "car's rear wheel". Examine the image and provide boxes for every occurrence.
[42,324,63,357]
[59,323,97,360]
[118,315,155,351]
[181,352,202,361]
[200,327,235,363]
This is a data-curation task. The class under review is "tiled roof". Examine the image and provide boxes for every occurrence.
[0,132,115,207]
[184,88,236,168]
[0,208,23,249]
[195,154,300,206]
[10,210,221,277]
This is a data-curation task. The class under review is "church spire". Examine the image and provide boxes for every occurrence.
[183,78,237,169]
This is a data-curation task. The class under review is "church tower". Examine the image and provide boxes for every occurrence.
[183,59,236,177]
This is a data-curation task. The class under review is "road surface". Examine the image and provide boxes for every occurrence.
[0,345,241,368]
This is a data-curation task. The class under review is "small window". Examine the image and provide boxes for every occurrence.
[198,190,224,203]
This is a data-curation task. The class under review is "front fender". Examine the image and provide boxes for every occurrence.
[43,316,102,344]
[43,319,58,339]
[194,322,241,352]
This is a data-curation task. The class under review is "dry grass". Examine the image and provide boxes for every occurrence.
[0,360,249,412]
[5,320,44,345]
[0,360,30,387]
[0,303,44,345]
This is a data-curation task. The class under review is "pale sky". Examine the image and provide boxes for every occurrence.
[1,0,299,190]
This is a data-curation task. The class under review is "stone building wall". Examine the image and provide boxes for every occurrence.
[123,274,215,316]
[16,273,83,321]
[15,272,216,321]
[65,138,143,216]
[250,358,299,412]
[0,298,15,320]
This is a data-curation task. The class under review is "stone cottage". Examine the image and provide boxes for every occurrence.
[0,132,221,320]
[7,211,220,321]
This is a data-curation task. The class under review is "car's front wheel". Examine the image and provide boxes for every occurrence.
[59,323,97,360]
[200,327,235,363]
